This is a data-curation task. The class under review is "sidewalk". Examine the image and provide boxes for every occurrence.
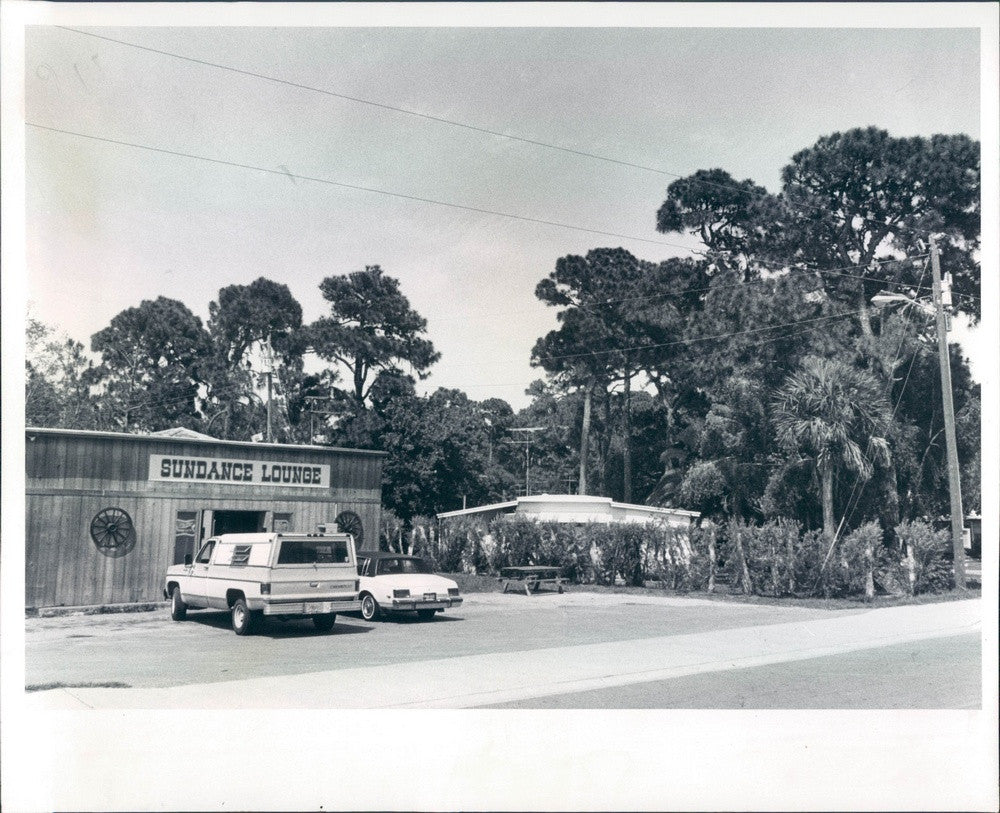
[23,599,980,710]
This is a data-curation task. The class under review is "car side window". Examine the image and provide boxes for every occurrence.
[195,540,215,564]
[357,558,369,577]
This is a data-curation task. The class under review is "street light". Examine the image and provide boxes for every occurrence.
[871,237,967,589]
[870,292,935,317]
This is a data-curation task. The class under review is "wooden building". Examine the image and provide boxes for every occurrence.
[25,427,384,609]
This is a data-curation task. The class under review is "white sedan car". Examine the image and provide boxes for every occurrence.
[356,551,463,621]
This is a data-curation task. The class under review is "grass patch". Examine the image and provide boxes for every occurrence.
[450,572,505,593]
[26,681,131,693]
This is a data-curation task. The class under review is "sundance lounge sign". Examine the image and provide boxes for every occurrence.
[149,454,330,489]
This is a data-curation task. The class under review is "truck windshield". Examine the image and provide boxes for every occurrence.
[277,538,351,565]
[376,557,433,575]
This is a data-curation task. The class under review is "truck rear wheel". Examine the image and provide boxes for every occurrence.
[312,613,336,632]
[231,598,256,635]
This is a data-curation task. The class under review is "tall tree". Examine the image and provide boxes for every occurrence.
[90,297,211,432]
[773,356,892,539]
[531,310,612,495]
[653,127,980,533]
[534,247,681,502]
[206,278,306,441]
[25,315,98,429]
[780,128,980,334]
[310,265,439,408]
[657,128,980,332]
[331,375,517,524]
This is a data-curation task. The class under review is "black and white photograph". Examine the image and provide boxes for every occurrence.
[2,2,998,810]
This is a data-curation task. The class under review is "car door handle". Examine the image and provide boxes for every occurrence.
[310,582,319,588]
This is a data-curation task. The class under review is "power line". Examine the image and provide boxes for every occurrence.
[56,26,695,181]
[443,316,862,387]
[27,122,699,251]
[537,256,933,312]
[533,309,858,366]
[56,26,968,243]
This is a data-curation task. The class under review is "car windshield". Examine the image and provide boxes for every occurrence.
[376,557,433,575]
[277,538,350,565]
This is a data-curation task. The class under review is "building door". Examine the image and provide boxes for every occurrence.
[173,511,199,564]
[212,510,266,535]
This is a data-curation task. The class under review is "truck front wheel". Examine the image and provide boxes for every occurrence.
[170,586,187,621]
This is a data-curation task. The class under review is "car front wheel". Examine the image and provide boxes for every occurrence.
[231,598,256,635]
[170,586,187,621]
[360,593,380,621]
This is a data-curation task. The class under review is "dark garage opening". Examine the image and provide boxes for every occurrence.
[213,510,266,535]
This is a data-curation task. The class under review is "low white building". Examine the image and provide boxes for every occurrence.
[437,494,699,528]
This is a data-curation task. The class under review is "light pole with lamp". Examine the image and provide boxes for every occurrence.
[871,237,967,589]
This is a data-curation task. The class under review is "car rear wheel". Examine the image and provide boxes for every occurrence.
[360,593,380,621]
[231,598,256,635]
[312,613,336,632]
[417,609,436,622]
[170,586,187,621]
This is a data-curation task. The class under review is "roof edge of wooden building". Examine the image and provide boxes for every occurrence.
[25,426,387,457]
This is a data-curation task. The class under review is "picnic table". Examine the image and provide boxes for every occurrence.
[499,566,565,595]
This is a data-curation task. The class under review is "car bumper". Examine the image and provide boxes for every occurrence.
[390,596,463,612]
[261,597,361,615]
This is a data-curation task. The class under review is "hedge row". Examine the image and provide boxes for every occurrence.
[413,516,954,599]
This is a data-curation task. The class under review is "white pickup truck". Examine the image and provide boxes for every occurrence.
[164,531,360,635]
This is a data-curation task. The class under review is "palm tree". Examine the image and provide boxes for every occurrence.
[773,356,892,540]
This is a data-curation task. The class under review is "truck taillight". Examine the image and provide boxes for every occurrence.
[355,580,359,591]
[260,583,271,595]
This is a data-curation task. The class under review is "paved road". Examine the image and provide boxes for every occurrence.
[484,632,982,708]
[23,593,981,709]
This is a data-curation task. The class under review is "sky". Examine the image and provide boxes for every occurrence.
[20,15,986,409]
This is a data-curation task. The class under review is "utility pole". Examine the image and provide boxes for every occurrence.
[304,396,337,444]
[579,383,591,496]
[930,237,966,589]
[506,427,543,497]
[266,370,273,443]
[263,338,274,443]
[622,357,632,503]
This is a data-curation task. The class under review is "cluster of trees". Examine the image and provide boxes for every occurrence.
[27,127,981,540]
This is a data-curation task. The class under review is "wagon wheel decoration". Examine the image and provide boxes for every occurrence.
[334,511,364,546]
[90,507,137,557]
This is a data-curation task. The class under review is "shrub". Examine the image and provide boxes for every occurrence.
[644,525,708,592]
[587,523,645,586]
[718,520,894,599]
[894,520,953,594]
[792,528,831,596]
[434,516,489,573]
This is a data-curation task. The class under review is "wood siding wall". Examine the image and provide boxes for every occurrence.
[25,431,383,607]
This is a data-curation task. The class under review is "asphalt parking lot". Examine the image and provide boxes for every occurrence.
[26,591,854,691]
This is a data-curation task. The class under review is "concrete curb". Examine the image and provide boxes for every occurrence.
[27,602,167,618]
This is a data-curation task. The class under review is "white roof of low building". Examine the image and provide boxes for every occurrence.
[148,427,219,441]
[437,493,699,521]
